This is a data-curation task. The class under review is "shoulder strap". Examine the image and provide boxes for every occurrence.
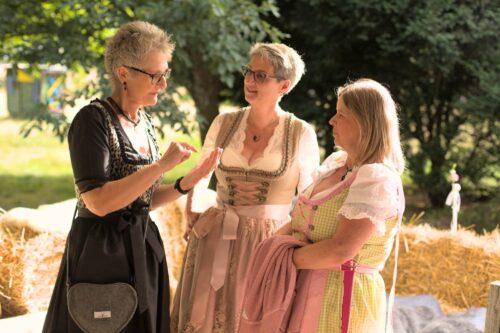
[214,109,246,148]
[288,115,305,158]
[65,204,79,287]
[385,179,405,332]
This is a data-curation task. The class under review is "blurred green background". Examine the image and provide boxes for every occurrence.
[0,0,498,233]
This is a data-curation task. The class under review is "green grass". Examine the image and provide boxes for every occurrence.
[0,118,201,210]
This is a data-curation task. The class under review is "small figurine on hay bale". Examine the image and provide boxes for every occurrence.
[445,165,461,233]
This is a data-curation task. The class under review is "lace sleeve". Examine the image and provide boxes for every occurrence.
[338,164,399,235]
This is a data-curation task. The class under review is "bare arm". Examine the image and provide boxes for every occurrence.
[292,216,376,269]
[82,142,195,216]
[82,162,165,216]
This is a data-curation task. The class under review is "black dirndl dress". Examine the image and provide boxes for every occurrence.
[42,99,170,332]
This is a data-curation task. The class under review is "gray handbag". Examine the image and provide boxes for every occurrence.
[67,282,137,333]
[65,203,150,333]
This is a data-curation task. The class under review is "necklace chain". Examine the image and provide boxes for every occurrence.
[247,117,279,142]
[108,97,141,127]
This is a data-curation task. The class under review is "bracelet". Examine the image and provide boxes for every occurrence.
[174,176,192,195]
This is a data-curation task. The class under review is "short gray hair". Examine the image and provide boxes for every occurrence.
[249,43,305,94]
[105,21,175,92]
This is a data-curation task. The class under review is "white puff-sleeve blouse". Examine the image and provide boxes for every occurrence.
[338,163,400,235]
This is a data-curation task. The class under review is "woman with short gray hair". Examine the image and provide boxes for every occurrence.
[43,21,221,332]
[171,42,320,332]
[248,42,306,94]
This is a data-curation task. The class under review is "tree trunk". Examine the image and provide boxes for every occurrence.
[186,50,222,143]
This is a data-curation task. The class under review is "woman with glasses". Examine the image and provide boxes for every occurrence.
[43,21,221,333]
[171,43,320,332]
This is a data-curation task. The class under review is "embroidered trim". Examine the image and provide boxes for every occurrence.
[92,99,153,166]
[217,109,295,178]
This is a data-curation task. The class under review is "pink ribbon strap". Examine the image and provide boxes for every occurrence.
[335,260,379,333]
[210,207,239,290]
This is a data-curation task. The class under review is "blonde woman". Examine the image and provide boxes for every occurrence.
[43,21,220,333]
[284,79,405,332]
[171,43,320,332]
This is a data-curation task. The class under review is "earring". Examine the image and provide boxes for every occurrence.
[123,81,127,91]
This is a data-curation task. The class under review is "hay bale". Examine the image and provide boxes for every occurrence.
[21,233,65,313]
[0,226,61,317]
[0,199,75,235]
[382,224,500,312]
[0,200,73,317]
[151,196,188,298]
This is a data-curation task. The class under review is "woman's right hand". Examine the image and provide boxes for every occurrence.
[181,148,222,190]
[158,142,197,172]
[183,148,223,240]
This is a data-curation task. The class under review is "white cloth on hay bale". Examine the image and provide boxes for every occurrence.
[393,295,485,333]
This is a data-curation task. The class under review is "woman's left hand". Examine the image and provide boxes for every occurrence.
[180,148,223,190]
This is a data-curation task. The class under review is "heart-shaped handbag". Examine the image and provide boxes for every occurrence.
[67,282,137,333]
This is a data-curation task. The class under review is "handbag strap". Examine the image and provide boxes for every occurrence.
[65,204,79,287]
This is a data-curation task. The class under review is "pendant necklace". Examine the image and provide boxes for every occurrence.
[108,97,141,127]
[249,117,279,142]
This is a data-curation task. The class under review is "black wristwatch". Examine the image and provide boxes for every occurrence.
[174,176,192,195]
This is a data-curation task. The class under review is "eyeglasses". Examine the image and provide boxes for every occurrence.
[241,65,283,84]
[124,65,171,85]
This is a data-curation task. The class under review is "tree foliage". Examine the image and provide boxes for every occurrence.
[274,0,500,206]
[0,0,284,140]
[2,0,498,206]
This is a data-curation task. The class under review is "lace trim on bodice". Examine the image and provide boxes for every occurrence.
[217,109,294,179]
[231,108,287,166]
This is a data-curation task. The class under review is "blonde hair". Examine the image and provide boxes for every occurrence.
[337,78,405,174]
[105,21,175,92]
[249,43,305,94]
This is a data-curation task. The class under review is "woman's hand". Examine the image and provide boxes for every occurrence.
[181,148,223,190]
[181,148,223,240]
[158,142,197,172]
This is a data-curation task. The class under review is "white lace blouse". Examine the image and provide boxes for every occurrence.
[310,151,401,235]
[192,108,320,212]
